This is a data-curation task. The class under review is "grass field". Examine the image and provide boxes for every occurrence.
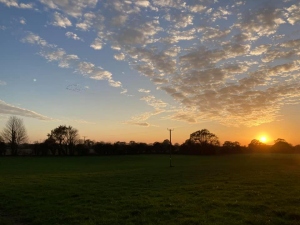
[0,154,300,225]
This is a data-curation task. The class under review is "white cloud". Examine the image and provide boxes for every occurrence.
[16,1,300,127]
[39,48,79,68]
[22,32,122,88]
[90,38,103,50]
[0,100,52,120]
[20,18,26,24]
[114,53,125,61]
[108,80,122,87]
[39,0,98,18]
[189,4,206,13]
[51,12,72,28]
[135,0,150,8]
[65,31,82,41]
[76,12,96,30]
[286,4,300,25]
[138,89,150,93]
[0,0,33,9]
[21,32,53,47]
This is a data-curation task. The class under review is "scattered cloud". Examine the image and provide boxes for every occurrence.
[20,18,26,24]
[21,32,54,48]
[0,0,33,9]
[65,31,83,41]
[39,0,98,18]
[0,100,52,120]
[51,12,72,28]
[22,32,122,89]
[90,38,103,50]
[10,1,300,127]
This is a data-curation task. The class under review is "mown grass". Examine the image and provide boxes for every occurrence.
[0,154,300,225]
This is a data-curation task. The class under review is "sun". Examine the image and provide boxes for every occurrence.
[260,136,267,143]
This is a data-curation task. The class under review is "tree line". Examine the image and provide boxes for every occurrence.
[1,116,300,156]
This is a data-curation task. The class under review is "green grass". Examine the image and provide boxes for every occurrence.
[0,154,300,225]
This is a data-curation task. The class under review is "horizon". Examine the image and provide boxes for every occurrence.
[1,0,300,146]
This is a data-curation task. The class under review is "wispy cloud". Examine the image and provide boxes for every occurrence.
[21,32,123,89]
[0,100,52,120]
[124,121,150,127]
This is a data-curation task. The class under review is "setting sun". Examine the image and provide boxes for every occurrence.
[260,136,267,143]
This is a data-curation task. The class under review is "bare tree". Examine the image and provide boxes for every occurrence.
[1,116,28,155]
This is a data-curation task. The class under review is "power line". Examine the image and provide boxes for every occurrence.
[167,128,174,167]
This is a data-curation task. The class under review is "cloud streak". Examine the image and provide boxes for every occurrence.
[0,100,52,120]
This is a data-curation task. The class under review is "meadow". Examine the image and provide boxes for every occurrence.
[0,154,300,225]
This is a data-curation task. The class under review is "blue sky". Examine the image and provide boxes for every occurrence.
[1,0,300,145]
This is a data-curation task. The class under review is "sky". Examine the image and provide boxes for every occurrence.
[0,0,300,146]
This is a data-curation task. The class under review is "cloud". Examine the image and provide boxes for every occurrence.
[0,100,52,120]
[138,89,150,93]
[51,12,72,28]
[0,0,33,9]
[21,32,55,48]
[15,1,300,127]
[39,0,98,18]
[76,12,96,30]
[114,53,125,61]
[65,31,83,41]
[22,32,122,88]
[124,121,150,127]
[286,4,300,25]
[20,18,26,24]
[39,48,79,68]
[90,38,103,50]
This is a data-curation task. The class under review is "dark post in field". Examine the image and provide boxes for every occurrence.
[167,128,174,167]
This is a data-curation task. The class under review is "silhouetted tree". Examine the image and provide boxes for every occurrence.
[248,139,268,152]
[76,144,89,156]
[48,125,79,155]
[187,129,220,155]
[94,142,114,155]
[1,116,28,156]
[294,145,300,153]
[222,141,241,154]
[271,138,293,153]
[0,136,6,156]
[190,129,220,146]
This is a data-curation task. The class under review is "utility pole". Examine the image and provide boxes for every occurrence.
[83,136,87,144]
[167,128,174,167]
